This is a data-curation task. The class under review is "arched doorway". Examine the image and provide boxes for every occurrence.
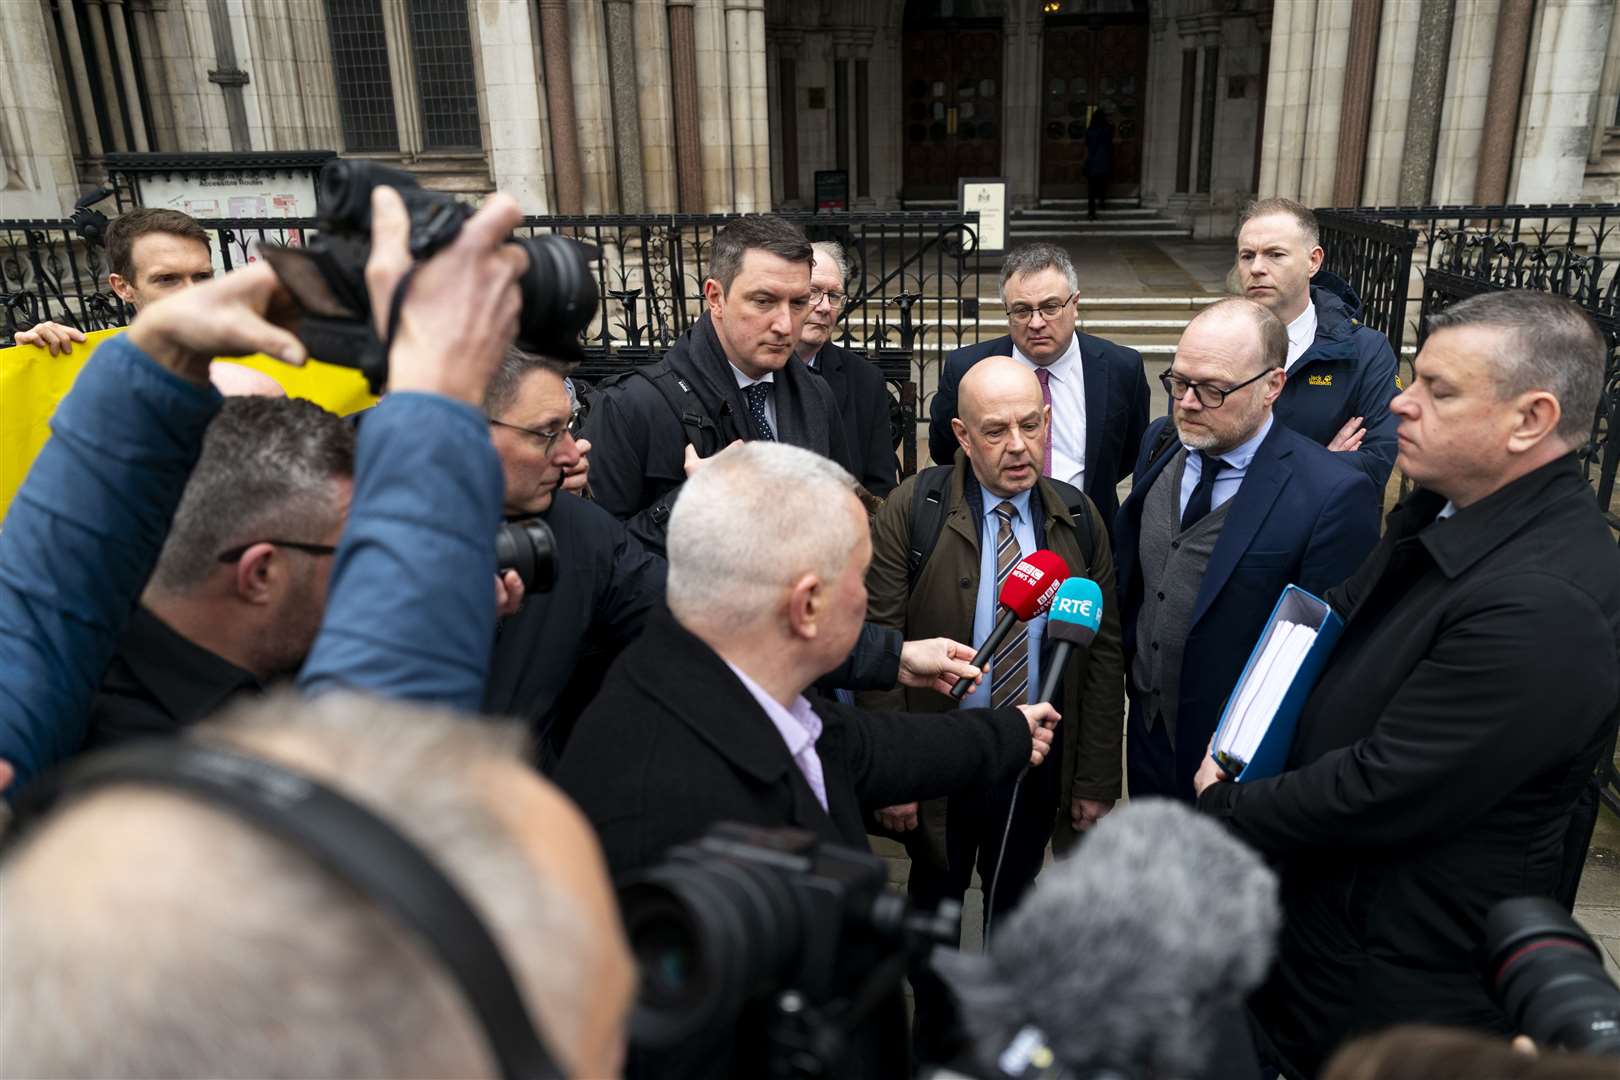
[901,0,1005,200]
[1038,3,1149,199]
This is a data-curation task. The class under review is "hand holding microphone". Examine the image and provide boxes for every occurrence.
[1016,702,1060,767]
[950,549,1070,700]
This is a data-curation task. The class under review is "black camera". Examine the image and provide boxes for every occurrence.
[1483,896,1620,1056]
[495,517,557,594]
[617,823,959,1074]
[259,160,598,392]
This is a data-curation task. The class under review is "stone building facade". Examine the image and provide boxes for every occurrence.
[2,0,1617,231]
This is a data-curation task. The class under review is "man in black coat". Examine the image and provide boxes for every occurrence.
[798,239,898,496]
[583,215,854,555]
[1194,291,1620,1077]
[927,242,1150,528]
[556,441,1058,1080]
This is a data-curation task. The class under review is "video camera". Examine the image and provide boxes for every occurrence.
[259,160,598,393]
[616,823,959,1078]
[1483,895,1620,1056]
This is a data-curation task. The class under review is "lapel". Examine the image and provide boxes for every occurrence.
[1189,423,1291,628]
[1078,334,1108,489]
[1116,435,1179,595]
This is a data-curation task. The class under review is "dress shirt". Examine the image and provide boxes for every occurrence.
[962,486,1045,709]
[730,362,777,433]
[1284,303,1319,373]
[1436,501,1458,521]
[1178,413,1274,522]
[724,660,829,812]
[1012,334,1087,490]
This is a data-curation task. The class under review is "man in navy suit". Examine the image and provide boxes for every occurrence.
[1114,298,1380,802]
[928,243,1150,528]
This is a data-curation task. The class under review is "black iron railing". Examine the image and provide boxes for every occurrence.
[1,211,985,476]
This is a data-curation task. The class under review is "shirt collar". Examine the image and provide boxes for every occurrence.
[1012,332,1081,380]
[980,484,1035,524]
[119,605,262,726]
[1285,303,1318,361]
[723,660,822,754]
[730,362,775,390]
[1182,412,1273,469]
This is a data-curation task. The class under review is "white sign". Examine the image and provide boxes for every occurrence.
[958,177,1008,255]
[134,171,319,273]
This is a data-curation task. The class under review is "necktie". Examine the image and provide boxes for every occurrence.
[990,502,1030,709]
[743,382,775,441]
[1181,451,1225,531]
[1035,367,1054,477]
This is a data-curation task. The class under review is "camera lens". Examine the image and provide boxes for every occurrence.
[317,160,421,232]
[1484,896,1620,1056]
[494,517,557,594]
[511,235,599,354]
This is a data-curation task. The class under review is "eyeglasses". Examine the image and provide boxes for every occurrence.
[1007,292,1078,325]
[1158,367,1275,408]
[489,402,589,455]
[806,286,847,309]
[216,539,339,563]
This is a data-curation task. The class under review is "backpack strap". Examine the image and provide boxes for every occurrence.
[600,360,732,458]
[1041,477,1095,571]
[907,464,955,589]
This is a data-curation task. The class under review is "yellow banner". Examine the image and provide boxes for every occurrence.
[1,329,378,522]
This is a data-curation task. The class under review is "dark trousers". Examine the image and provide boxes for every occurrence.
[1126,691,1191,803]
[905,739,1059,1070]
[1086,173,1109,219]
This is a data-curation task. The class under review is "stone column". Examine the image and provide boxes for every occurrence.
[1332,0,1382,206]
[833,53,849,172]
[1397,0,1454,204]
[635,0,677,212]
[83,0,127,151]
[1272,0,1318,198]
[1197,40,1220,194]
[693,0,733,210]
[1429,0,1500,205]
[777,40,801,203]
[1361,0,1422,204]
[1591,4,1620,164]
[0,0,81,217]
[106,0,151,151]
[570,0,619,212]
[480,0,553,212]
[1472,0,1531,204]
[667,0,705,211]
[855,50,872,200]
[1298,0,1351,207]
[747,0,770,207]
[55,0,106,158]
[1255,0,1291,197]
[1175,47,1196,193]
[1512,0,1614,202]
[131,1,176,150]
[604,0,647,212]
[723,0,756,210]
[1002,2,1043,208]
[540,0,586,213]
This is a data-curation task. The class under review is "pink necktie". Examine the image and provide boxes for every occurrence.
[1035,367,1054,478]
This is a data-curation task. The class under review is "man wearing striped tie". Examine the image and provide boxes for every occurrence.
[861,356,1125,1067]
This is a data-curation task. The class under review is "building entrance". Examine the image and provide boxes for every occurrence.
[901,0,1005,200]
[1038,21,1149,199]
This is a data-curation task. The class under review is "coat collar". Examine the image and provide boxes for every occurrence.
[1188,420,1294,627]
[1407,454,1591,579]
[119,605,262,727]
[945,451,1066,553]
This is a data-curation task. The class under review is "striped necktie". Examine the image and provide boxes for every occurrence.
[990,501,1029,709]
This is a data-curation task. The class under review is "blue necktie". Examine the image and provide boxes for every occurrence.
[743,382,775,441]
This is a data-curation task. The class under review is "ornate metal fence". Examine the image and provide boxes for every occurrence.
[0,210,983,476]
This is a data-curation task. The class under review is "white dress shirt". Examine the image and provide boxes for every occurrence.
[1284,303,1319,373]
[1178,413,1274,521]
[724,660,828,812]
[730,363,777,433]
[1012,333,1087,490]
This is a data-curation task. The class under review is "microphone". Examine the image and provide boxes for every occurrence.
[1035,577,1105,705]
[930,800,1281,1080]
[950,549,1069,700]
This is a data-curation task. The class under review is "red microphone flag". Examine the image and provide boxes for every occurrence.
[997,549,1070,621]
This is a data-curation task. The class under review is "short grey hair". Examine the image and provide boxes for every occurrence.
[1239,196,1320,249]
[707,215,813,295]
[811,240,849,283]
[666,442,861,629]
[485,346,574,418]
[1188,296,1289,373]
[936,800,1279,1078]
[999,242,1079,301]
[0,693,603,1079]
[1425,290,1606,445]
[149,397,354,593]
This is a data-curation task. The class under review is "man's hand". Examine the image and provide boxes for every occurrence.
[562,437,591,495]
[683,439,743,478]
[1071,797,1114,832]
[898,637,982,695]
[14,320,86,356]
[495,569,525,619]
[875,802,920,832]
[0,758,12,794]
[364,187,528,405]
[1327,415,1366,453]
[1015,702,1059,767]
[126,262,307,385]
[1192,739,1231,797]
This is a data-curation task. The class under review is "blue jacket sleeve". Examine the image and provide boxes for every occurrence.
[297,392,504,711]
[0,336,222,785]
[1347,333,1401,491]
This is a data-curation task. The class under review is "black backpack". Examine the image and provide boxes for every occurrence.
[905,464,1096,587]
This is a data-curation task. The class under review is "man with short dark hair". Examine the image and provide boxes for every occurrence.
[1195,290,1620,1075]
[84,396,355,749]
[583,214,854,554]
[1235,197,1402,489]
[927,242,1150,528]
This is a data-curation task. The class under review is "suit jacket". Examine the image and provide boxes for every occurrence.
[927,332,1150,528]
[860,452,1125,864]
[814,340,898,497]
[555,605,1033,1079]
[1198,455,1620,1076]
[1114,417,1381,798]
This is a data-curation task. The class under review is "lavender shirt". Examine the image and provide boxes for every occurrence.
[724,661,829,812]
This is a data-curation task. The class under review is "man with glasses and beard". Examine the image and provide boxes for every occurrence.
[1114,298,1379,802]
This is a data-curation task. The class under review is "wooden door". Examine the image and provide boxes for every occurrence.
[1038,23,1148,199]
[903,28,1005,200]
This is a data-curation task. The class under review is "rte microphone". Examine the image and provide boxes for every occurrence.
[950,549,1070,700]
[1035,576,1106,704]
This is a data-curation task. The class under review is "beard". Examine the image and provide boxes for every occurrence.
[1173,413,1220,450]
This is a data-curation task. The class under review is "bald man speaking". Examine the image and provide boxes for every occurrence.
[863,356,1124,1065]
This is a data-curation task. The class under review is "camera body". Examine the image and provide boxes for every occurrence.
[258,160,598,392]
[1483,896,1620,1056]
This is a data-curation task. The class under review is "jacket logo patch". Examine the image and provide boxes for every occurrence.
[1394,374,1404,390]
[1308,374,1333,386]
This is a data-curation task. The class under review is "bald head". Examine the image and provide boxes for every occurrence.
[952,356,1048,497]
[1183,297,1286,372]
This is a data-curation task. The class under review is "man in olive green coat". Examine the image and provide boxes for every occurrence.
[860,356,1124,1066]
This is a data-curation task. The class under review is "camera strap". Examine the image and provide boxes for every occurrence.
[384,263,422,352]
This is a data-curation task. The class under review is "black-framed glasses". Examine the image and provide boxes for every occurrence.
[1007,291,1078,325]
[489,402,589,455]
[216,540,339,563]
[1158,367,1274,409]
[806,286,847,309]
